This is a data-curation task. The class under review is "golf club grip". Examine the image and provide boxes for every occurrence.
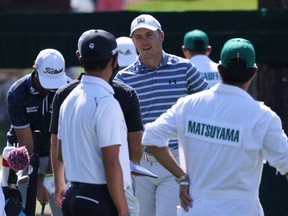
[24,130,41,216]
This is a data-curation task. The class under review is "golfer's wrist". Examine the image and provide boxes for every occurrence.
[175,174,188,183]
[179,181,190,186]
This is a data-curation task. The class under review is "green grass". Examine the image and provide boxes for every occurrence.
[127,0,258,11]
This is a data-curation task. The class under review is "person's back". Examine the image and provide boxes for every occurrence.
[50,30,142,216]
[58,29,131,216]
[60,77,130,184]
[182,29,221,87]
[142,38,288,216]
[174,85,275,194]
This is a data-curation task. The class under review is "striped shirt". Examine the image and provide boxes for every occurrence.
[115,51,209,149]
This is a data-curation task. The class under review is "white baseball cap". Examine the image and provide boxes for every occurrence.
[130,14,162,36]
[116,37,138,67]
[34,48,67,89]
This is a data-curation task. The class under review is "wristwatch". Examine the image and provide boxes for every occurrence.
[175,174,188,183]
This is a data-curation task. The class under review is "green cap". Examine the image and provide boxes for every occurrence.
[183,29,209,50]
[220,38,256,68]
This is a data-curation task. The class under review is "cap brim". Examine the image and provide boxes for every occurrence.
[38,73,67,89]
[118,55,138,67]
[130,24,158,36]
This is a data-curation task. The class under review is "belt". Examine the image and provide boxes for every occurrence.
[70,182,106,188]
[143,148,179,162]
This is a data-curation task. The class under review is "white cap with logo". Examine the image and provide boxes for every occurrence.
[116,37,138,67]
[130,14,162,36]
[34,48,67,89]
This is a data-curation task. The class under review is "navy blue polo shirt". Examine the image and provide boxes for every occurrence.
[7,71,62,156]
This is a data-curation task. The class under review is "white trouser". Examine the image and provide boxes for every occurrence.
[177,196,264,216]
[125,185,140,216]
[18,180,62,216]
[136,151,180,216]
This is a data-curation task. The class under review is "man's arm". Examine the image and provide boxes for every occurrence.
[128,130,143,164]
[57,139,63,162]
[14,127,33,154]
[51,134,66,208]
[145,145,193,212]
[51,134,65,179]
[146,146,185,178]
[187,63,210,94]
[102,145,129,215]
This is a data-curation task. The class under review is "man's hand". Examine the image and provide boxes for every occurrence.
[179,184,192,212]
[54,183,66,208]
[37,178,49,205]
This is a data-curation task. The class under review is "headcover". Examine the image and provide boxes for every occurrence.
[6,146,30,172]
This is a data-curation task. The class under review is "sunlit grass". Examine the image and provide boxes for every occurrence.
[127,0,258,11]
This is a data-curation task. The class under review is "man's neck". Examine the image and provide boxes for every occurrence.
[139,52,163,70]
[85,69,111,82]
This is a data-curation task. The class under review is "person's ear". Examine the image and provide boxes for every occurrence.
[78,56,83,66]
[109,56,118,69]
[76,50,81,60]
[217,64,222,73]
[251,65,258,78]
[182,46,190,59]
[112,57,119,70]
[182,46,186,53]
[160,31,164,42]
[205,46,212,56]
[217,64,223,77]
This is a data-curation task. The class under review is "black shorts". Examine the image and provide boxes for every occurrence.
[62,182,118,216]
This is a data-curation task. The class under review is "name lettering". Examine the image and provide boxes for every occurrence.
[188,120,239,143]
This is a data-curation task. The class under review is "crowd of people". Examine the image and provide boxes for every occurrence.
[1,13,288,216]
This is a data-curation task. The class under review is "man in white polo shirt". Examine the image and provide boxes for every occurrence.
[58,29,131,216]
[142,38,288,216]
[182,29,221,87]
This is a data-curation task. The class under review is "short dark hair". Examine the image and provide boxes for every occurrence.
[81,58,111,71]
[187,40,206,54]
[220,58,255,84]
[81,52,118,71]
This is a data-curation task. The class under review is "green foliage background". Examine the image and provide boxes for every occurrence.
[127,0,258,11]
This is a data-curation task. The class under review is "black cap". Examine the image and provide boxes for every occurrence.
[80,29,118,62]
